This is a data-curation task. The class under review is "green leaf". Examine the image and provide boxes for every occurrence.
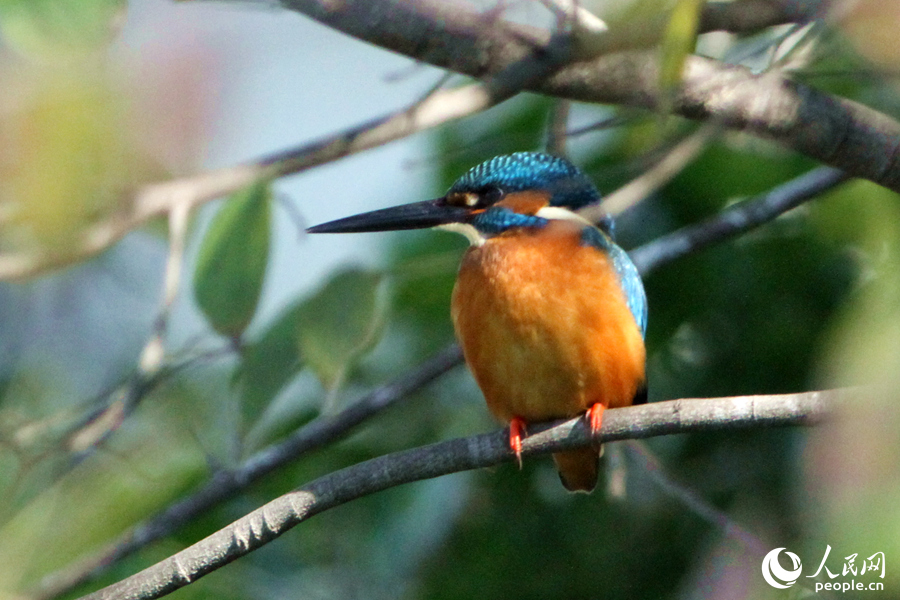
[233,302,306,431]
[194,179,271,339]
[658,0,703,116]
[296,268,385,392]
[0,0,126,58]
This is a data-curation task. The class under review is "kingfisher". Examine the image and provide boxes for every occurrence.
[308,152,647,492]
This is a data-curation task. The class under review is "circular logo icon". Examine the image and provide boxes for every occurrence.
[762,548,803,589]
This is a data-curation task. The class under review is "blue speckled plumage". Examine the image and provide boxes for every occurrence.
[449,152,602,210]
[580,227,647,337]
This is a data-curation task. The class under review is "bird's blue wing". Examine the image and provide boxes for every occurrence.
[580,226,647,337]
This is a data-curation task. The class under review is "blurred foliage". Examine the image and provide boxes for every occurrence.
[0,0,125,59]
[0,61,152,263]
[658,0,702,118]
[1,2,900,600]
[295,268,386,396]
[0,389,208,594]
[805,181,900,592]
[836,0,900,71]
[234,298,307,436]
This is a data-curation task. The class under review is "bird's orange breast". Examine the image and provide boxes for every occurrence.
[451,221,646,423]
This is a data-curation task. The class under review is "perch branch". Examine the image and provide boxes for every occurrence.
[78,388,840,600]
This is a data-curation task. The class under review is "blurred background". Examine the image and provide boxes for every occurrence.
[0,0,898,598]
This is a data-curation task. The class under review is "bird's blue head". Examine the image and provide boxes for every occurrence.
[307,152,608,242]
[447,152,601,210]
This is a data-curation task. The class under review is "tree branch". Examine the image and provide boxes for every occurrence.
[78,388,840,600]
[278,0,900,192]
[275,0,817,76]
[0,9,576,281]
[581,123,719,220]
[623,441,770,556]
[0,0,868,281]
[631,165,850,275]
[699,0,825,31]
[33,344,463,600]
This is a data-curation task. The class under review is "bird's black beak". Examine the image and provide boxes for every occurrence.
[307,198,471,234]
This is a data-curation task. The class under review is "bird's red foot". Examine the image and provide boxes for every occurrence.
[587,403,605,436]
[509,416,526,469]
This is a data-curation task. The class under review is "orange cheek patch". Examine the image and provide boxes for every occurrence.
[495,191,551,215]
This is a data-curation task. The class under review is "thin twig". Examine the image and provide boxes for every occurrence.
[137,199,192,382]
[580,123,719,221]
[56,203,194,471]
[539,0,608,59]
[623,441,770,557]
[630,165,850,276]
[77,388,840,600]
[0,14,574,282]
[566,112,639,138]
[24,350,216,519]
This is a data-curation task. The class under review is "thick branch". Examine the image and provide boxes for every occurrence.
[700,0,825,31]
[280,0,900,192]
[79,388,839,600]
[549,56,900,188]
[277,0,817,76]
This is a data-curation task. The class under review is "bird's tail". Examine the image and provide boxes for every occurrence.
[552,446,600,493]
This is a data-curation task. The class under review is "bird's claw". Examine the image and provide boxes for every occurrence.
[587,403,605,436]
[509,417,526,469]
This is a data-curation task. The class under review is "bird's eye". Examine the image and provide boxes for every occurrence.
[478,186,503,206]
[446,186,504,208]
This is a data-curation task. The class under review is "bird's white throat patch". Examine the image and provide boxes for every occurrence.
[436,207,595,247]
[535,206,595,226]
[436,222,486,247]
